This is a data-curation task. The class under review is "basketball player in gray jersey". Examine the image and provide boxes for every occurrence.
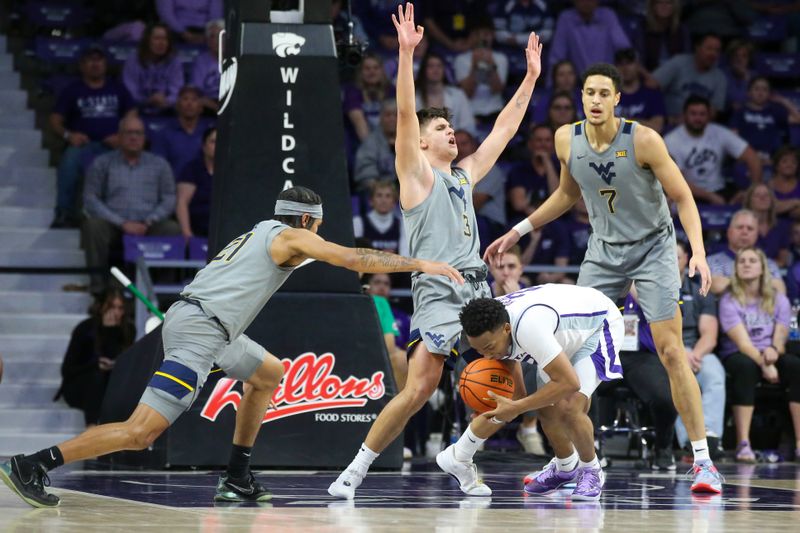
[330,3,543,499]
[486,63,723,494]
[0,186,463,508]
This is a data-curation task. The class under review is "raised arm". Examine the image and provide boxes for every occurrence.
[277,228,464,283]
[391,3,431,203]
[636,125,711,295]
[459,33,542,184]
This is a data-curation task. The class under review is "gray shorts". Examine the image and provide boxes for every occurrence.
[409,271,491,356]
[577,224,680,323]
[139,300,267,423]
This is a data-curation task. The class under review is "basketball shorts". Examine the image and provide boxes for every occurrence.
[408,270,491,357]
[577,224,680,323]
[139,300,267,424]
[536,311,625,398]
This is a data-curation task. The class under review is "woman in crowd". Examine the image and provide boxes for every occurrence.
[742,183,791,266]
[637,0,690,71]
[531,60,580,125]
[769,147,800,220]
[123,23,185,114]
[544,90,578,131]
[343,53,396,142]
[176,127,215,239]
[55,289,136,426]
[719,248,800,462]
[415,52,475,134]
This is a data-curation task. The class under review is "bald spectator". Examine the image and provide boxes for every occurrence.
[652,33,727,122]
[548,0,631,76]
[664,95,762,205]
[708,209,786,295]
[82,116,180,294]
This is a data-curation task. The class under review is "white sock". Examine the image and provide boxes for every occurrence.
[519,424,539,436]
[351,443,379,473]
[454,426,486,462]
[579,456,600,470]
[556,451,579,472]
[692,438,711,463]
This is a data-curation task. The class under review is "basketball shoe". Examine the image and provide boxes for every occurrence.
[523,458,578,496]
[214,472,272,502]
[689,461,723,494]
[571,466,605,501]
[0,455,60,507]
[436,444,492,496]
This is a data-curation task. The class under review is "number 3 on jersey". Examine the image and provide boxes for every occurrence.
[462,213,471,236]
[211,232,253,262]
[599,188,618,214]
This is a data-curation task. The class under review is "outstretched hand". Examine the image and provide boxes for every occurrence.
[483,229,522,268]
[391,2,424,51]
[525,32,543,80]
[419,260,464,285]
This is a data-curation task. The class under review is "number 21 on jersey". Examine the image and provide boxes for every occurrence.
[211,232,253,262]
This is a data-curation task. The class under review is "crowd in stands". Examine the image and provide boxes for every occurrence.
[13,0,800,461]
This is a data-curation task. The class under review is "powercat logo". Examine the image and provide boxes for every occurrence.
[272,32,305,58]
[200,352,386,423]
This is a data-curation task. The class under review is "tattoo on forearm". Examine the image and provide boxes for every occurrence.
[355,248,417,271]
[514,91,528,109]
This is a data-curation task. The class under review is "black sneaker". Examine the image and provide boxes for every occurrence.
[707,436,725,461]
[652,449,677,472]
[214,472,272,502]
[0,455,60,508]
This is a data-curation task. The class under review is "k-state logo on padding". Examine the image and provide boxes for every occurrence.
[200,352,386,423]
[272,32,306,58]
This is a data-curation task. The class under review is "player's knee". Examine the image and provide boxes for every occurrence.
[402,381,437,411]
[250,358,285,391]
[125,422,162,450]
[656,343,684,371]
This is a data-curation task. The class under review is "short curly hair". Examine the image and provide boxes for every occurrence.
[459,298,509,337]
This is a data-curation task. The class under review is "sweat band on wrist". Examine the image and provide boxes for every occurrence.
[512,218,534,237]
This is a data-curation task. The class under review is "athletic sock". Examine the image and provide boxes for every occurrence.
[28,446,64,472]
[454,427,486,462]
[226,444,252,480]
[351,443,379,473]
[556,451,579,472]
[579,456,600,470]
[692,438,711,463]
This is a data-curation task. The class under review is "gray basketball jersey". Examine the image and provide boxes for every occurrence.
[402,166,484,271]
[568,119,672,243]
[182,220,295,340]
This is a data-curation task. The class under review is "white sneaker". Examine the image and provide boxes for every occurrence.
[517,428,547,455]
[327,468,365,499]
[436,444,492,496]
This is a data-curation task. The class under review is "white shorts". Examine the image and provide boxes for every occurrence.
[537,356,602,399]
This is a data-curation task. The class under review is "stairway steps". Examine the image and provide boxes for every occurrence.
[0,228,79,249]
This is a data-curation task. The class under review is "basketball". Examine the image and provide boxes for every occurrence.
[458,358,515,413]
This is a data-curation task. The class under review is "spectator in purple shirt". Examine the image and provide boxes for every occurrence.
[614,48,666,133]
[636,0,690,71]
[189,19,224,114]
[151,86,213,177]
[548,0,631,76]
[123,24,186,115]
[717,247,800,463]
[723,39,755,114]
[742,184,791,266]
[343,53,396,142]
[731,77,798,166]
[530,60,582,125]
[176,127,215,239]
[50,45,135,228]
[770,147,800,219]
[156,0,223,45]
[356,0,408,52]
[506,124,558,222]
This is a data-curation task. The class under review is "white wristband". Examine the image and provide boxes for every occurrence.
[512,218,534,237]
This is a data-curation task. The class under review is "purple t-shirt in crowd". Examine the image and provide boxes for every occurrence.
[531,219,570,265]
[730,103,789,157]
[617,85,666,121]
[190,52,219,100]
[54,79,135,142]
[156,0,223,33]
[757,218,791,261]
[548,7,631,76]
[719,291,790,359]
[506,158,555,214]
[342,84,396,131]
[772,180,800,201]
[177,156,213,237]
[150,117,214,176]
[122,54,186,110]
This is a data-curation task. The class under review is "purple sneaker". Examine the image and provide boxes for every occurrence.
[571,467,605,501]
[524,459,578,496]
